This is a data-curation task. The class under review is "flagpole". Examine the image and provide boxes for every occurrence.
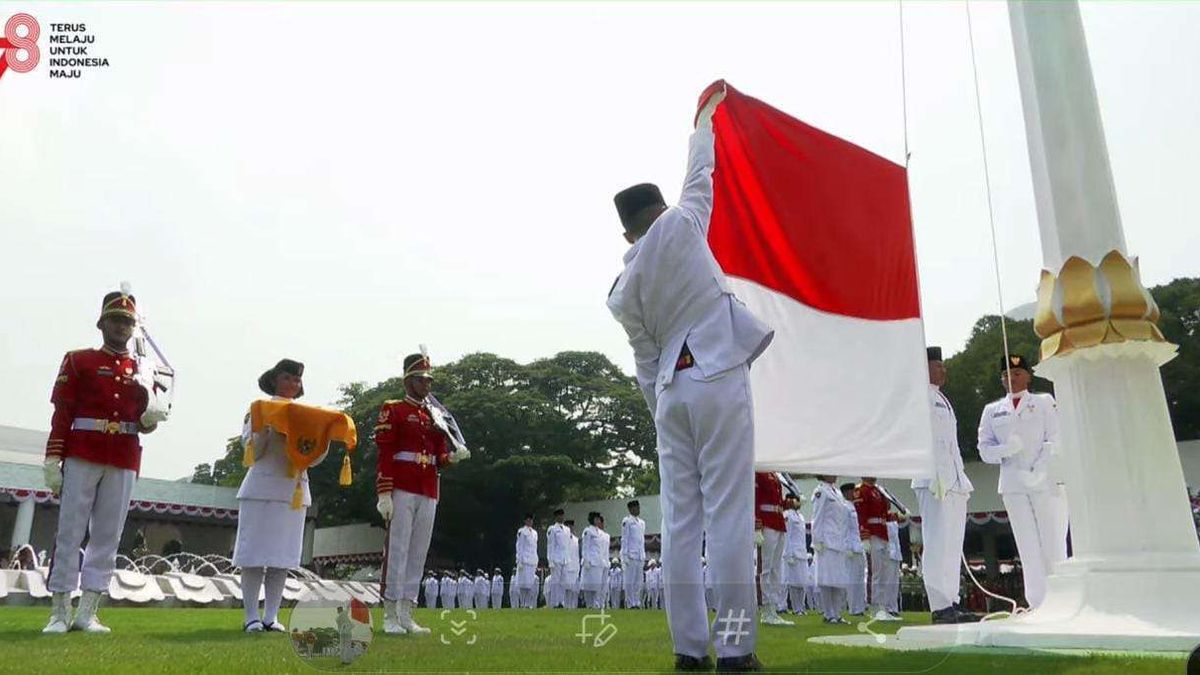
[897,0,1200,651]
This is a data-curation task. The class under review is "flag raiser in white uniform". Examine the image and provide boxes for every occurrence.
[607,96,772,660]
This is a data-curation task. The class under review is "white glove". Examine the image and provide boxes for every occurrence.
[140,408,169,428]
[1002,434,1025,459]
[695,88,727,129]
[44,457,63,494]
[376,494,393,521]
[753,529,765,548]
[450,447,471,463]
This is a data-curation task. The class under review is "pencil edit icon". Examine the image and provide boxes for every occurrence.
[576,608,618,648]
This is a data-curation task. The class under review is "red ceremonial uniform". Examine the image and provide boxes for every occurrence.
[853,482,889,540]
[754,472,786,532]
[46,347,149,473]
[374,397,450,500]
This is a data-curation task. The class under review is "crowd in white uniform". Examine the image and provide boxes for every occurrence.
[401,348,1064,629]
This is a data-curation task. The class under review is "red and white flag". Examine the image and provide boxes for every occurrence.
[704,81,933,479]
[350,598,370,624]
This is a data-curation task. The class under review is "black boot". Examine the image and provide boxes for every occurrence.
[716,654,763,673]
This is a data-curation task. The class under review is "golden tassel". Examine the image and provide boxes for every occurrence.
[242,440,255,468]
[339,454,353,487]
[291,479,303,510]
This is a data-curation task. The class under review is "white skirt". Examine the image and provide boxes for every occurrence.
[579,564,605,592]
[516,563,537,588]
[233,498,306,569]
[784,557,810,587]
[814,549,850,588]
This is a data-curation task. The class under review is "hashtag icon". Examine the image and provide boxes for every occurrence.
[714,609,751,646]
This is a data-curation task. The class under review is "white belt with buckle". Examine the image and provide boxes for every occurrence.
[867,518,886,524]
[394,451,435,466]
[760,505,782,513]
[72,418,138,435]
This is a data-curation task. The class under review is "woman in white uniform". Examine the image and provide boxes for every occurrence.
[782,496,811,614]
[233,359,327,632]
[579,512,609,609]
[811,476,851,624]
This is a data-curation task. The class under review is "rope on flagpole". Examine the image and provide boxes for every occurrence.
[962,0,1026,621]
[964,0,1014,382]
[898,0,911,165]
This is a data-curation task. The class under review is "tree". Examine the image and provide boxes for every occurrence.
[942,277,1200,457]
[190,436,250,489]
[300,351,654,571]
[1154,278,1200,440]
[190,463,215,485]
[942,316,1048,456]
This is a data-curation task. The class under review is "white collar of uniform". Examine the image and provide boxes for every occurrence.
[623,235,648,265]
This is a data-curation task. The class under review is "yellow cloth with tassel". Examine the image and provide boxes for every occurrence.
[245,399,358,509]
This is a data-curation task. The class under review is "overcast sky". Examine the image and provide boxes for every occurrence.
[2,1,1197,479]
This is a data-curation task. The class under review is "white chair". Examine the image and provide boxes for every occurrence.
[207,575,241,601]
[282,575,317,602]
[340,580,379,604]
[108,569,166,603]
[303,578,350,602]
[215,573,264,602]
[161,573,225,604]
[15,568,62,599]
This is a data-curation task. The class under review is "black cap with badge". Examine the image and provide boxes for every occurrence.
[1000,354,1032,373]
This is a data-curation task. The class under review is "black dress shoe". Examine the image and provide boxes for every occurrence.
[930,607,959,624]
[716,654,763,673]
[674,654,714,671]
[954,609,982,623]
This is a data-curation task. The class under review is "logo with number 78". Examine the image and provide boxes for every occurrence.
[0,13,40,80]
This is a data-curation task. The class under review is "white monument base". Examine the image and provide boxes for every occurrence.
[893,553,1200,652]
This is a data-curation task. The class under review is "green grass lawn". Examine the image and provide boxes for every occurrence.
[0,606,1187,674]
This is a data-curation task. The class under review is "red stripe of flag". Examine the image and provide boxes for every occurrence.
[706,81,920,321]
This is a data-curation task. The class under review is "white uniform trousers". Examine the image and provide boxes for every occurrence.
[786,586,809,613]
[381,490,437,602]
[623,561,644,607]
[516,564,537,608]
[847,552,867,614]
[878,557,901,613]
[442,588,456,609]
[657,364,757,660]
[547,566,565,607]
[759,529,785,609]
[564,568,580,608]
[915,488,968,612]
[819,585,846,621]
[476,588,489,609]
[865,537,889,611]
[608,578,622,608]
[492,588,503,609]
[1003,486,1068,609]
[48,457,136,593]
